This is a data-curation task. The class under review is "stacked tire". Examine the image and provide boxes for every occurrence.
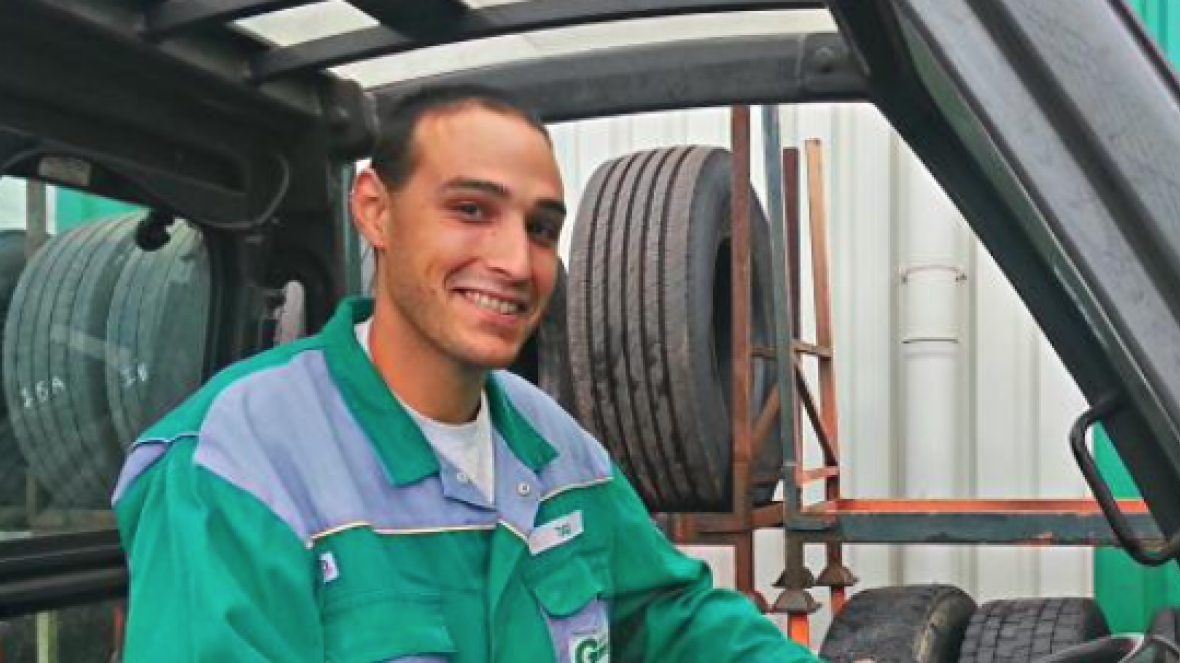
[821,585,1111,663]
[2,215,209,509]
[510,261,575,411]
[4,217,138,508]
[958,598,1109,662]
[821,585,977,663]
[566,146,782,511]
[0,230,28,506]
[105,221,210,445]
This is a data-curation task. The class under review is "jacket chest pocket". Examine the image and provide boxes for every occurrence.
[525,552,611,663]
[322,590,456,663]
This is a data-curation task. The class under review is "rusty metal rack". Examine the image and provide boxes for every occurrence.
[650,105,785,612]
[772,136,1166,642]
[655,104,1167,644]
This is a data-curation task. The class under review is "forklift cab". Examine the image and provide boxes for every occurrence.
[1,1,1179,661]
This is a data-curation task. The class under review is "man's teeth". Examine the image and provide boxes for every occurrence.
[465,291,522,315]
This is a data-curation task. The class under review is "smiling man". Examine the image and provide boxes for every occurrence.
[113,85,817,662]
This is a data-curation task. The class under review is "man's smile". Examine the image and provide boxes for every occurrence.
[458,288,529,317]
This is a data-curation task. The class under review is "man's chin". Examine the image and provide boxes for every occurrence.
[462,346,524,372]
[454,329,534,372]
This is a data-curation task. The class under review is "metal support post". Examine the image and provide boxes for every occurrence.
[36,611,58,663]
[729,104,759,603]
[803,139,855,613]
[25,180,49,259]
[770,140,822,635]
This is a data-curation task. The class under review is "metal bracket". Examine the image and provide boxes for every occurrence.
[1070,395,1180,566]
[134,211,177,252]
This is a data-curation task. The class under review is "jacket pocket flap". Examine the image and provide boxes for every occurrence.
[525,555,603,618]
[323,591,455,661]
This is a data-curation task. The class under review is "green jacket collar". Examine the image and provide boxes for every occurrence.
[321,297,557,487]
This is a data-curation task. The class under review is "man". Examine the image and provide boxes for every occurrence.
[114,85,817,662]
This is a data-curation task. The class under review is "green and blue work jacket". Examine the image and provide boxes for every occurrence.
[114,298,817,662]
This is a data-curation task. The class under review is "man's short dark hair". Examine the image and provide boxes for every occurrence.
[372,85,550,191]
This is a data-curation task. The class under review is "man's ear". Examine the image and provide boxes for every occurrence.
[351,168,390,251]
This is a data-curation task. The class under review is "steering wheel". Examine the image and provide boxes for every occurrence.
[1036,634,1180,663]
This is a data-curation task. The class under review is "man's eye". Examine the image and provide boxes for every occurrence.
[528,219,561,245]
[453,202,485,219]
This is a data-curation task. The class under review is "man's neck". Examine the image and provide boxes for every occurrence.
[367,302,485,425]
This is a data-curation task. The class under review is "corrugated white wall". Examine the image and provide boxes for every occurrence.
[0,180,25,230]
[550,103,1093,646]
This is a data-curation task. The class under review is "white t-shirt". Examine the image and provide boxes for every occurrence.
[355,319,496,504]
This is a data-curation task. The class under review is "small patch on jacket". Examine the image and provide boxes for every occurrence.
[528,511,583,556]
[319,552,339,583]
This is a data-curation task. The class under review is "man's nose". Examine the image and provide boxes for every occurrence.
[484,216,532,281]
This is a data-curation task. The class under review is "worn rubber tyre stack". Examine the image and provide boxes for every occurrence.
[106,220,210,445]
[821,584,978,663]
[536,264,575,410]
[958,597,1109,662]
[567,146,782,511]
[3,216,139,509]
[0,230,28,506]
[510,261,575,410]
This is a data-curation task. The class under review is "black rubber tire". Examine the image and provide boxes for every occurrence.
[4,216,139,508]
[0,419,26,507]
[567,146,781,511]
[106,221,210,443]
[511,262,575,410]
[537,263,575,411]
[958,597,1110,662]
[0,230,28,505]
[1149,607,1180,646]
[821,584,977,663]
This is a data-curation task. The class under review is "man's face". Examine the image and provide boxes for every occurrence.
[357,105,565,373]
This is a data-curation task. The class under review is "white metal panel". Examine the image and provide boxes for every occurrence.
[235,3,833,88]
[333,34,546,86]
[0,180,24,230]
[818,104,901,599]
[235,2,377,47]
[895,134,972,586]
[550,103,1092,647]
[520,11,835,54]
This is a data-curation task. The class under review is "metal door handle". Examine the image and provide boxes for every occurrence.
[1070,396,1180,566]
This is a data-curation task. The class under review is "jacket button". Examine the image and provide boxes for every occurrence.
[517,482,532,496]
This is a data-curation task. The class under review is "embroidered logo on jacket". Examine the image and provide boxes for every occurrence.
[570,631,609,663]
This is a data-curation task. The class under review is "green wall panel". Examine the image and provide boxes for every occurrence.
[1094,1,1180,633]
[54,190,140,232]
[1095,428,1180,633]
[1128,0,1180,60]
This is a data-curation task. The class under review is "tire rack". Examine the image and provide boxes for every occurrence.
[652,105,788,614]
[0,179,126,663]
[5,179,118,533]
[769,139,1163,642]
[653,106,1167,647]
